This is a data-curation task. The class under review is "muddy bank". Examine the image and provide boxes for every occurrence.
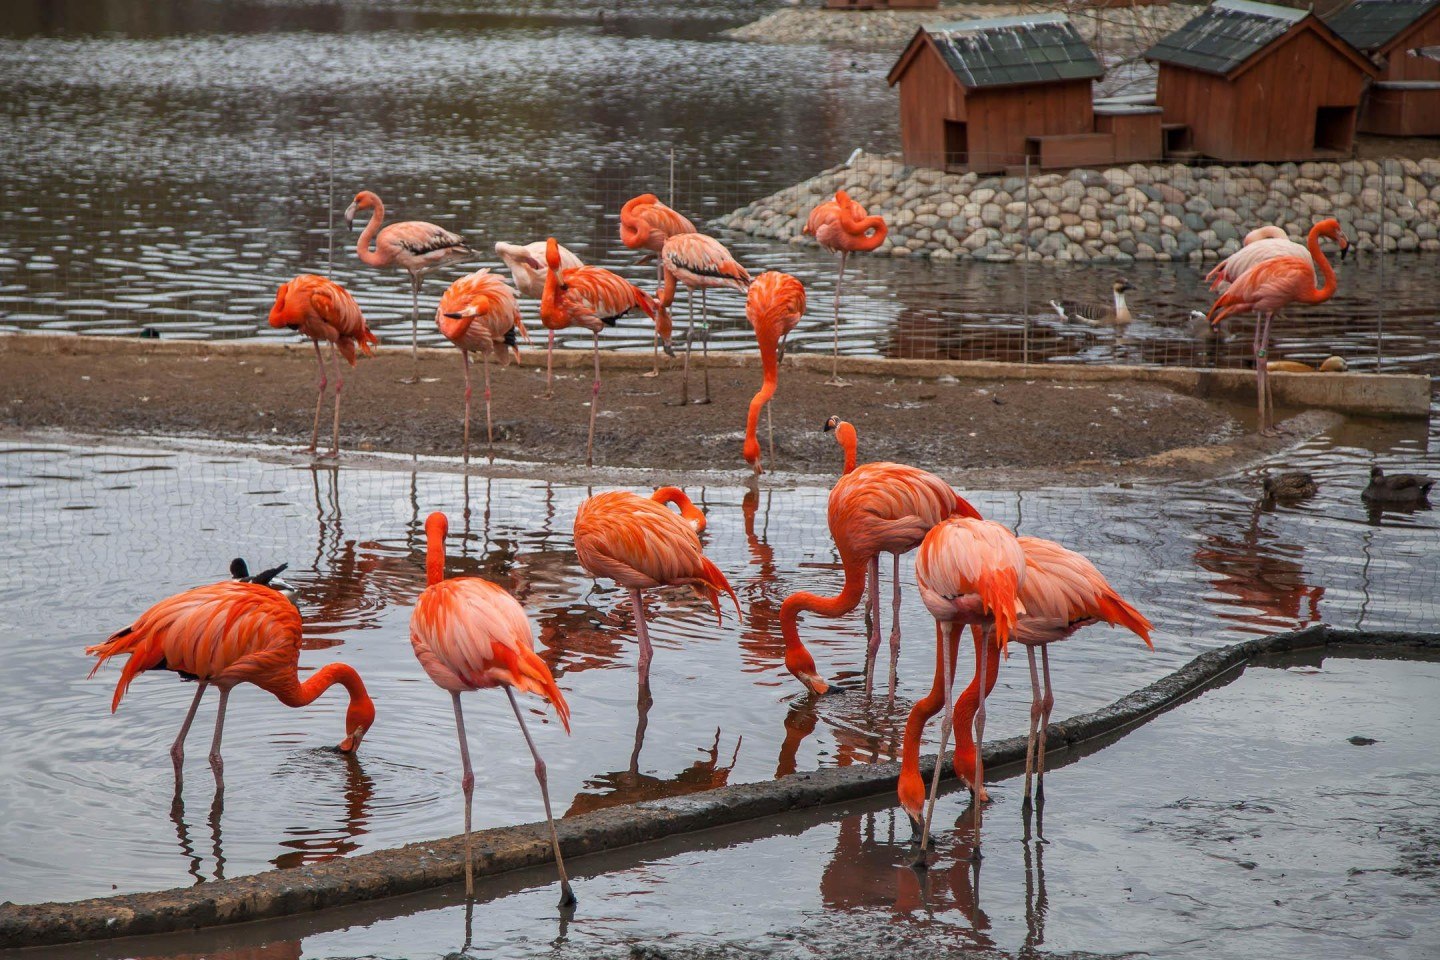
[0,336,1248,481]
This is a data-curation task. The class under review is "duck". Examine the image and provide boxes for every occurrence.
[1262,471,1318,503]
[230,557,299,604]
[1266,356,1347,373]
[1051,279,1133,331]
[1362,466,1434,505]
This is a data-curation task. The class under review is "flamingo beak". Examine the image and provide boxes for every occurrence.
[344,202,358,229]
[522,255,543,270]
[337,726,365,754]
[663,339,676,358]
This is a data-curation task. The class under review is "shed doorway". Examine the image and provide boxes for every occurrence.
[1313,106,1355,151]
[945,120,968,168]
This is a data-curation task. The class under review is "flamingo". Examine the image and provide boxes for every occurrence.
[410,512,575,905]
[86,579,376,786]
[494,240,583,300]
[573,487,737,688]
[1207,218,1348,434]
[437,269,527,463]
[657,232,752,406]
[621,194,696,376]
[345,190,477,381]
[906,516,1026,863]
[778,424,982,697]
[267,274,378,457]
[539,237,670,468]
[743,272,807,476]
[1205,225,1315,292]
[803,190,887,386]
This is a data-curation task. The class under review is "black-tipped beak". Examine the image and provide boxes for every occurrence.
[343,203,358,229]
[444,312,466,320]
[663,342,676,358]
[823,420,836,432]
[635,253,656,266]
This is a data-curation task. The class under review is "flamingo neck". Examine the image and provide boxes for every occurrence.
[835,423,858,475]
[779,553,868,651]
[426,522,446,586]
[950,625,1001,789]
[838,203,887,250]
[897,623,956,819]
[656,268,678,310]
[743,345,780,470]
[355,198,388,267]
[651,486,706,532]
[1303,226,1338,303]
[274,662,365,709]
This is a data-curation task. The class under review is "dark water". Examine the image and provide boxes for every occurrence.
[2,0,1437,374]
[41,652,1440,960]
[2,399,1436,905]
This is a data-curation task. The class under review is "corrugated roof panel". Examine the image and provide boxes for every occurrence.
[1328,0,1440,52]
[928,13,1104,89]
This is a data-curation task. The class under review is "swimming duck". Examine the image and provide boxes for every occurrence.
[1361,466,1434,505]
[1262,471,1318,503]
[230,557,299,604]
[1266,356,1347,373]
[1051,280,1133,331]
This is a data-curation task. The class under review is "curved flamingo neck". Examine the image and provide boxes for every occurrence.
[651,486,706,532]
[835,422,858,475]
[744,344,780,470]
[897,623,955,818]
[274,662,367,709]
[426,523,446,586]
[1302,225,1338,304]
[951,626,1001,786]
[355,197,388,267]
[656,268,678,310]
[779,553,868,650]
[837,202,887,250]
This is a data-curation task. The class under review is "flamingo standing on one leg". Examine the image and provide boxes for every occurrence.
[436,269,527,463]
[410,512,575,905]
[1205,225,1315,292]
[743,272,806,475]
[778,433,982,697]
[268,274,378,457]
[620,194,696,376]
[1207,218,1348,434]
[657,233,751,406]
[803,190,887,387]
[345,190,477,382]
[907,516,1026,863]
[573,488,737,688]
[539,238,670,468]
[86,579,376,786]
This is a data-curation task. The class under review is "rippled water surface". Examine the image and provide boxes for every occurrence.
[2,0,1437,371]
[2,402,1436,904]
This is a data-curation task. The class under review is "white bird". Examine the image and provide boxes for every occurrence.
[494,240,583,300]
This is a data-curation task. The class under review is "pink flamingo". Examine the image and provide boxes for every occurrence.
[657,232,752,405]
[539,238,669,467]
[743,272,806,475]
[267,274,378,457]
[436,269,527,462]
[345,190,477,381]
[1207,218,1348,434]
[1205,225,1315,292]
[621,195,696,375]
[494,240,583,300]
[410,511,575,904]
[803,191,887,386]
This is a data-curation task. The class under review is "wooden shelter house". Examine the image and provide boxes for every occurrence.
[886,13,1164,172]
[1146,0,1379,161]
[1328,0,1440,134]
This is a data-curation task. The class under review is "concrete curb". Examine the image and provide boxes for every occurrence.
[3,625,1435,949]
[2,334,1430,417]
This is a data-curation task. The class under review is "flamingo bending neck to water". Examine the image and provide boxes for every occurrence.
[803,190,887,386]
[743,272,807,475]
[345,190,477,381]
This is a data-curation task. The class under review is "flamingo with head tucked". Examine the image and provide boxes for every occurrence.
[345,190,477,381]
[1207,218,1348,434]
[743,272,807,476]
[267,274,378,457]
[803,190,887,386]
[437,268,527,462]
[621,195,697,375]
[657,233,751,406]
[1205,225,1316,292]
[494,240,583,301]
[410,512,575,905]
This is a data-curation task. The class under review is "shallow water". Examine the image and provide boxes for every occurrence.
[1,404,1436,904]
[1,0,1437,373]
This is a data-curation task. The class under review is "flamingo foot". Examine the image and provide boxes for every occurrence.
[397,376,420,386]
[640,369,660,379]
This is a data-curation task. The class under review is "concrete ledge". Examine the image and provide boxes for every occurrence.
[3,625,1436,949]
[1,334,1430,418]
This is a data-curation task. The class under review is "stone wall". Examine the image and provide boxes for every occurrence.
[713,152,1440,263]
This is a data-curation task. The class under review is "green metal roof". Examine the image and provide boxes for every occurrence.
[927,13,1103,90]
[1146,0,1307,76]
[1327,0,1440,52]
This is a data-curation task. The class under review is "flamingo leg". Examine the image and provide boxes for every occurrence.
[972,637,990,857]
[170,680,208,770]
[505,687,577,909]
[408,273,422,380]
[1035,644,1055,808]
[917,622,958,862]
[888,552,902,700]
[207,687,230,786]
[309,339,327,454]
[680,291,695,406]
[328,342,344,458]
[484,350,495,464]
[644,262,664,378]
[631,588,654,688]
[1260,312,1278,434]
[586,331,600,469]
[827,251,850,387]
[451,692,476,897]
[699,288,711,405]
[460,349,472,464]
[864,555,882,687]
[1022,646,1042,811]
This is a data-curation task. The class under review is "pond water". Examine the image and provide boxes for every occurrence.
[1,402,1435,905]
[2,0,1437,374]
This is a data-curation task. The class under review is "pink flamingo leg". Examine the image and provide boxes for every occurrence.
[544,330,555,400]
[309,339,327,454]
[406,273,422,383]
[460,349,472,464]
[505,687,577,908]
[1023,646,1042,808]
[450,692,476,897]
[170,680,208,770]
[631,588,654,688]
[888,553,902,699]
[828,250,850,387]
[699,288,711,405]
[327,343,344,458]
[917,622,957,862]
[207,687,230,786]
[972,637,989,858]
[680,292,694,406]
[865,555,882,680]
[586,331,601,468]
[483,350,494,464]
[1035,644,1055,804]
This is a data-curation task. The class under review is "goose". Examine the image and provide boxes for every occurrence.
[1362,466,1434,505]
[1051,280,1133,331]
[1262,471,1318,503]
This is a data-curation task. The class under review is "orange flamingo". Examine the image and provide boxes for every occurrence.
[539,237,669,468]
[907,516,1026,862]
[573,487,737,688]
[657,232,752,406]
[743,272,807,475]
[622,194,697,376]
[345,190,477,380]
[803,190,887,386]
[436,269,527,462]
[1205,225,1315,291]
[410,512,575,904]
[267,274,378,457]
[494,240,582,301]
[86,579,376,785]
[779,423,982,696]
[1207,218,1348,434]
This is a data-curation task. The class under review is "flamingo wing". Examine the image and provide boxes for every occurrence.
[1014,536,1152,646]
